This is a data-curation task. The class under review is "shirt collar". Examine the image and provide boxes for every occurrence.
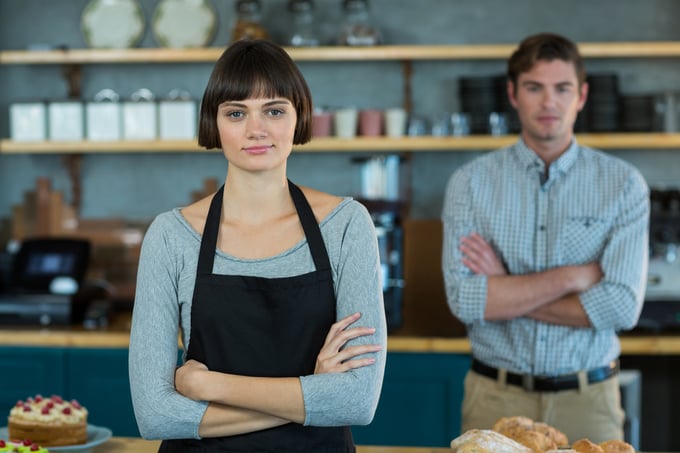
[514,137,580,179]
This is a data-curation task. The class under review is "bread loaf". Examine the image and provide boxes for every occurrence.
[450,429,533,453]
[491,415,568,452]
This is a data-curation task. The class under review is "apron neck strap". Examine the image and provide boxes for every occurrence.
[196,180,331,275]
[287,180,331,272]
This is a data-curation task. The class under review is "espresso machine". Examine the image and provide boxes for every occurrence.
[356,205,404,333]
[637,188,680,331]
[354,155,405,332]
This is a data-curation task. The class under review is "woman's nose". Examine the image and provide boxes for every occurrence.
[246,115,267,139]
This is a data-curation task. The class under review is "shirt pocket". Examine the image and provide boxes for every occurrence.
[560,216,610,263]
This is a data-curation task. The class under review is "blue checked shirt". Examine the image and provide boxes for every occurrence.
[441,139,649,376]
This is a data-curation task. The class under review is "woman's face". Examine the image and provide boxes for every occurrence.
[216,97,297,173]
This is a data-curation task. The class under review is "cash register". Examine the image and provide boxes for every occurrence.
[0,238,90,326]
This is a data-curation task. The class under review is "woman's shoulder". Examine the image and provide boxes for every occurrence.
[297,186,370,224]
[145,206,202,243]
[298,186,345,221]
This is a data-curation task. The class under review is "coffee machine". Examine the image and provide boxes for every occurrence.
[354,155,405,332]
[361,203,404,332]
[637,188,680,331]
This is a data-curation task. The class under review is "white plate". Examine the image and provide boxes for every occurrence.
[0,424,112,453]
[152,0,217,48]
[81,0,146,49]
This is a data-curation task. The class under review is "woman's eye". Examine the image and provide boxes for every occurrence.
[267,109,285,117]
[227,111,244,119]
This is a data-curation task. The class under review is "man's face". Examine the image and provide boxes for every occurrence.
[508,59,588,155]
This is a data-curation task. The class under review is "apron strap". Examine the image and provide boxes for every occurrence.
[287,180,331,272]
[196,184,223,275]
[196,181,332,275]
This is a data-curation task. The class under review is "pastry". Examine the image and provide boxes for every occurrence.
[572,438,605,453]
[534,422,569,447]
[492,415,535,433]
[450,428,533,452]
[512,429,557,453]
[491,415,568,452]
[7,394,88,447]
[599,439,636,453]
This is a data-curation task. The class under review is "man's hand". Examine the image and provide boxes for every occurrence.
[460,232,507,276]
[569,262,604,293]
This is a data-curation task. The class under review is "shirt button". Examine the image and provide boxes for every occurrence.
[539,225,546,231]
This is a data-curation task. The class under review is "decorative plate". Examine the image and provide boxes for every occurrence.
[0,424,112,453]
[152,0,217,48]
[81,0,145,49]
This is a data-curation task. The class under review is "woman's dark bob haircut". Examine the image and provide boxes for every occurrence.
[198,39,313,149]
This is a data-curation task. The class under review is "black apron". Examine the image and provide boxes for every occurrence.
[159,181,354,452]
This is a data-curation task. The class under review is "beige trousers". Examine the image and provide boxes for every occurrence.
[461,369,625,444]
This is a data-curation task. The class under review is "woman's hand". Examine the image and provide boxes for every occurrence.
[314,312,381,374]
[175,359,211,401]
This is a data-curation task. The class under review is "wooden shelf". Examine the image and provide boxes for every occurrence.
[3,133,680,154]
[2,42,680,65]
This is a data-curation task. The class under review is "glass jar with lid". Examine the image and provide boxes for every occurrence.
[230,0,268,42]
[287,0,321,47]
[337,0,381,46]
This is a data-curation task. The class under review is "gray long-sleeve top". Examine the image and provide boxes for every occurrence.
[129,198,387,440]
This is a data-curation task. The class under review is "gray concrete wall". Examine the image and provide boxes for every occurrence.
[1,0,680,222]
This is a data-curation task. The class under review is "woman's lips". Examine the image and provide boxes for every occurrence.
[243,145,273,154]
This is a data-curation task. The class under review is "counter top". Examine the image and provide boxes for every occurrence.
[2,312,680,354]
[87,437,675,452]
[92,438,451,452]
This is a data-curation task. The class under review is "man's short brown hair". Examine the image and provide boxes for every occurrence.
[507,33,586,92]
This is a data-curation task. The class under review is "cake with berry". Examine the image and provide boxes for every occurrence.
[7,395,87,447]
[0,439,49,452]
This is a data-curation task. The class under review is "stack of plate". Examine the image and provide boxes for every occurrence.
[494,75,521,134]
[619,94,657,132]
[459,76,502,134]
[585,73,620,132]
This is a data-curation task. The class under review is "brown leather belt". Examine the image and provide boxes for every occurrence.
[471,358,619,392]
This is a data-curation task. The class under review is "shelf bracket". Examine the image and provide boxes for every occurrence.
[401,60,413,114]
[62,154,83,216]
[61,63,83,99]
[59,64,84,218]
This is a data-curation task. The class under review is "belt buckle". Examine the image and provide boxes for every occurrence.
[522,374,534,391]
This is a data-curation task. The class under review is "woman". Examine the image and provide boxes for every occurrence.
[128,39,386,452]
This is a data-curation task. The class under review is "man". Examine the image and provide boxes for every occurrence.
[441,32,649,442]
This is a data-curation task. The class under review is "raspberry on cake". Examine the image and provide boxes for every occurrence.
[7,395,87,447]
